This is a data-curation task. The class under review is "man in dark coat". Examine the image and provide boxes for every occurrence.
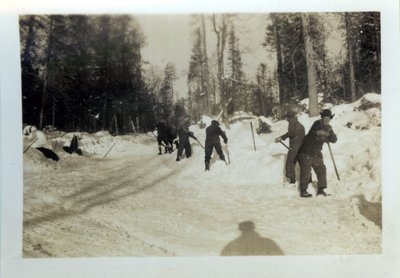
[204,120,228,171]
[63,133,83,155]
[156,122,172,154]
[176,118,197,161]
[166,125,178,151]
[297,109,337,198]
[274,111,305,184]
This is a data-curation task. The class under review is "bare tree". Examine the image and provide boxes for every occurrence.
[201,15,211,113]
[211,13,231,128]
[212,14,228,106]
[301,14,319,117]
[344,13,357,102]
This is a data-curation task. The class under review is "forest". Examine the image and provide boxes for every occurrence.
[19,13,380,134]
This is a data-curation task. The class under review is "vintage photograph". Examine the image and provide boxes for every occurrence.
[19,12,382,257]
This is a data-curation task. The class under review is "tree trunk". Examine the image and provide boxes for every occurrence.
[301,14,319,117]
[212,14,228,106]
[39,16,54,130]
[258,88,266,116]
[101,98,108,130]
[201,15,211,114]
[113,113,119,135]
[271,15,286,104]
[52,96,56,127]
[212,14,229,128]
[291,53,298,99]
[22,17,35,65]
[345,13,357,102]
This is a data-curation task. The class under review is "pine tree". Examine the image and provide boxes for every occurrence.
[20,15,43,126]
[264,13,328,116]
[187,27,205,121]
[227,24,245,114]
[159,62,177,122]
[20,15,149,133]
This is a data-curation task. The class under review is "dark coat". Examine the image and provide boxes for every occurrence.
[281,117,305,155]
[177,123,196,143]
[176,122,196,159]
[205,122,228,145]
[298,119,337,157]
[166,126,177,140]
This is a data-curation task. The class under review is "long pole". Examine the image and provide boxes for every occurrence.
[279,140,289,150]
[195,138,204,149]
[328,143,340,181]
[250,122,256,151]
[103,143,116,158]
[224,144,230,164]
[23,138,38,154]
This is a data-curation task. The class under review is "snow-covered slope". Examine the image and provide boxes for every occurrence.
[22,94,382,257]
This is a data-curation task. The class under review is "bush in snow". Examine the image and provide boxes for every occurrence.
[356,93,381,111]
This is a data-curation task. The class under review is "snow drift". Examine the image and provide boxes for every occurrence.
[22,93,382,257]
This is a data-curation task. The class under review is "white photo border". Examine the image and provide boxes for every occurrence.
[1,0,400,277]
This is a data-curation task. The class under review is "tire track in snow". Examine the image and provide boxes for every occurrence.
[24,150,184,227]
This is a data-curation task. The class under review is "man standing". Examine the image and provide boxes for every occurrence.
[156,121,172,154]
[63,133,83,155]
[176,118,197,161]
[297,109,337,198]
[274,111,305,184]
[204,120,228,171]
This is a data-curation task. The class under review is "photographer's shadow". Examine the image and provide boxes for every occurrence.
[220,221,284,256]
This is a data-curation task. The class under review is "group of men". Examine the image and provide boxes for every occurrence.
[156,108,337,198]
[275,109,337,198]
[155,118,228,170]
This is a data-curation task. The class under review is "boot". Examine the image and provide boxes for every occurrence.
[317,188,328,197]
[289,177,296,184]
[158,147,162,155]
[300,190,312,198]
[205,161,210,171]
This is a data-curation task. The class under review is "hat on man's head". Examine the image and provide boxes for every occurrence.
[320,109,334,119]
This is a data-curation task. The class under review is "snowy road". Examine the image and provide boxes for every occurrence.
[23,122,381,257]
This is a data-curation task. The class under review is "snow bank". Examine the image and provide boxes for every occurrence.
[306,94,381,202]
[23,132,156,173]
[22,94,382,257]
[23,94,381,231]
[229,111,256,123]
[262,94,381,203]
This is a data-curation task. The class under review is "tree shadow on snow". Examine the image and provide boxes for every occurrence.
[63,155,158,199]
[220,221,284,256]
[23,167,181,227]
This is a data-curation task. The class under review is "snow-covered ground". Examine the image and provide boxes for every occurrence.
[23,94,381,257]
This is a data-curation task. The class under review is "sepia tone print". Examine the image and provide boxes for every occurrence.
[20,13,381,257]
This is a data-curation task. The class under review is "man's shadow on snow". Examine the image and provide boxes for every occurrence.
[353,194,382,229]
[220,221,284,256]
